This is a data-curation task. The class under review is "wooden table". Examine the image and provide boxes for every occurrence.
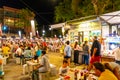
[101,56,115,62]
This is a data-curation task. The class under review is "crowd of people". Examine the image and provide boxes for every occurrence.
[0,36,119,80]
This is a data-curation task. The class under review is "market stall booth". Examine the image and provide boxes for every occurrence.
[100,11,120,62]
[64,16,102,64]
[65,15,101,45]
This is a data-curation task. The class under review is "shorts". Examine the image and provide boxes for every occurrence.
[64,56,71,60]
[90,56,101,64]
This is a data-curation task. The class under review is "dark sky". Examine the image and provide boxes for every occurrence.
[1,0,62,25]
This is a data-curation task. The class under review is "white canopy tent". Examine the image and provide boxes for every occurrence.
[50,23,65,29]
[100,11,120,25]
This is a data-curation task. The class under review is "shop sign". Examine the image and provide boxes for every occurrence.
[78,21,101,31]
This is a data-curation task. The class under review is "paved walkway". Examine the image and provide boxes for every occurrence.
[3,52,63,80]
[4,59,23,80]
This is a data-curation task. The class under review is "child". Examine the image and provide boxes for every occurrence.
[59,60,79,80]
[59,60,70,80]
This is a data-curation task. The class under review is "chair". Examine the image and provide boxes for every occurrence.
[22,64,28,75]
[19,75,30,80]
[2,57,7,65]
[39,71,50,80]
[15,57,21,64]
[0,58,4,80]
[1,54,9,65]
[50,64,57,76]
[0,72,4,80]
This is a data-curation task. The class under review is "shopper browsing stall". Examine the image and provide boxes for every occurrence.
[82,41,90,66]
[74,41,82,65]
[88,36,101,71]
[64,41,72,66]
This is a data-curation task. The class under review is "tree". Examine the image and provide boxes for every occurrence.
[54,0,120,23]
[104,0,120,13]
[18,8,35,36]
[54,0,75,22]
[91,0,110,15]
[54,0,94,22]
[0,9,3,24]
[71,0,81,14]
[76,0,94,17]
[91,0,120,15]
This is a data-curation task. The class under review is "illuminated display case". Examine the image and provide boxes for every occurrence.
[69,31,78,43]
[107,37,120,50]
[103,36,120,56]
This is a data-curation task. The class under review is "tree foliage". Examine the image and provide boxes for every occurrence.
[92,0,120,15]
[54,0,120,22]
[71,0,81,14]
[19,8,35,27]
[54,0,75,22]
[18,8,35,35]
[76,0,94,17]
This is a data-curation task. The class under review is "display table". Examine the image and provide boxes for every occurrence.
[26,60,39,76]
[101,56,115,62]
[55,69,98,80]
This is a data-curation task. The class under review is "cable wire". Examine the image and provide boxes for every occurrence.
[19,0,51,25]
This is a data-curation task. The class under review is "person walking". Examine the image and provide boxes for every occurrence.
[88,36,101,71]
[64,41,72,66]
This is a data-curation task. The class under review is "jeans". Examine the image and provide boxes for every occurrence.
[116,60,120,65]
[74,50,79,64]
[83,54,89,65]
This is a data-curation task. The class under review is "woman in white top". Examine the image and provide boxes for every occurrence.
[74,41,81,65]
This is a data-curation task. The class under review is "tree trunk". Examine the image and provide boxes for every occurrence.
[92,0,99,15]
[24,26,31,37]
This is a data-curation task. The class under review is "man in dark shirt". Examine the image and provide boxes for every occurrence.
[88,36,101,71]
[91,37,101,57]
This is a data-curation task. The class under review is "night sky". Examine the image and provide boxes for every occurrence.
[1,0,62,25]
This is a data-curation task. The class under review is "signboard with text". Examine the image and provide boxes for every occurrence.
[78,21,101,31]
